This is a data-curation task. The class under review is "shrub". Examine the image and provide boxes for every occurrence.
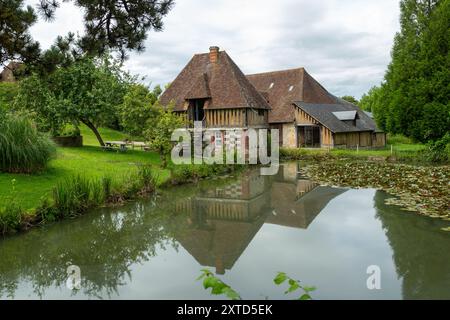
[420,133,450,164]
[0,115,56,173]
[58,123,81,137]
[0,202,23,234]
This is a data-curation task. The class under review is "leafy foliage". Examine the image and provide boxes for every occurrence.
[359,86,384,113]
[15,55,131,145]
[198,269,315,300]
[421,133,450,163]
[273,272,315,300]
[197,269,241,300]
[13,73,64,134]
[118,84,161,136]
[144,104,185,168]
[0,114,56,173]
[1,0,174,68]
[366,0,450,143]
[37,0,174,60]
[340,95,359,106]
[0,82,19,112]
[0,0,40,65]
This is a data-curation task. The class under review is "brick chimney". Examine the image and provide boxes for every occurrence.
[209,46,219,63]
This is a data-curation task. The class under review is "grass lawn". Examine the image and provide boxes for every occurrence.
[0,125,167,211]
[281,142,427,160]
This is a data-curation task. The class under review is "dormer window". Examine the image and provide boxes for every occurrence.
[333,111,358,126]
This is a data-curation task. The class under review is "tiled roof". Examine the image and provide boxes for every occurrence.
[160,51,271,111]
[294,100,378,133]
[246,68,338,123]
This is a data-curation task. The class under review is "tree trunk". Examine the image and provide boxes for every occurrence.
[80,119,105,146]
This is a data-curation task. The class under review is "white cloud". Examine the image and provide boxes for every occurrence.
[26,0,400,98]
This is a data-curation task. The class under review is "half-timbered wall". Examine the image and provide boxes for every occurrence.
[246,109,268,127]
[179,108,268,128]
[206,109,245,127]
[294,108,333,148]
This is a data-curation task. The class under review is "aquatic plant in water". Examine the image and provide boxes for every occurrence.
[303,161,450,220]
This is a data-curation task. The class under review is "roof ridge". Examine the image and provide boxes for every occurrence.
[221,52,271,109]
[246,67,305,77]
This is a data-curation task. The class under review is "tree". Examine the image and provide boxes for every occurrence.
[144,105,185,168]
[380,0,449,142]
[1,0,174,68]
[0,0,41,65]
[15,55,131,145]
[13,73,64,134]
[340,95,359,106]
[359,85,389,130]
[118,84,161,137]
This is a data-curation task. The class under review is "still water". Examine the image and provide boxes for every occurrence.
[1,163,449,300]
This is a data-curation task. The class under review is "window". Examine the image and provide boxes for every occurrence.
[192,100,205,121]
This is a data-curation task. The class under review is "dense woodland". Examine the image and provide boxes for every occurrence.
[358,0,449,144]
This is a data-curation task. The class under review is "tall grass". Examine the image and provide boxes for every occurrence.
[52,175,99,218]
[0,115,56,173]
[50,166,157,220]
[387,134,415,145]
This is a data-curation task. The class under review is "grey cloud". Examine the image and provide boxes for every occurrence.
[26,0,400,98]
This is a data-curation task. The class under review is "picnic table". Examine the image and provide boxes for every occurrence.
[103,141,150,152]
[130,141,149,150]
[103,141,128,152]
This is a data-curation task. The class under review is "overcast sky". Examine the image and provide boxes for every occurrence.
[26,0,400,98]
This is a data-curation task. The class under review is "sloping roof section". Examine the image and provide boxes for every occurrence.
[294,101,379,133]
[268,184,346,229]
[160,50,271,111]
[185,73,211,100]
[246,68,338,123]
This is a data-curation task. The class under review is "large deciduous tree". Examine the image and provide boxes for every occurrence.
[370,0,449,142]
[15,56,130,146]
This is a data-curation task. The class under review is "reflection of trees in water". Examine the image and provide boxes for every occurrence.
[0,199,188,299]
[374,191,450,299]
[0,176,241,299]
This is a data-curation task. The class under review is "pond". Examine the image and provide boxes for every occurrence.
[1,162,449,300]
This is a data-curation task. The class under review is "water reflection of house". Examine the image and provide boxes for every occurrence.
[173,165,346,274]
[267,163,346,229]
[174,170,271,274]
